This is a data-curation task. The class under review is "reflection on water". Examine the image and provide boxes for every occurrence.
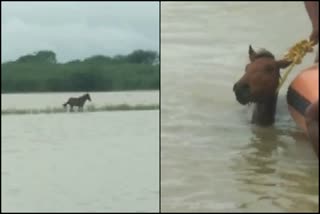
[232,126,318,212]
[161,2,318,212]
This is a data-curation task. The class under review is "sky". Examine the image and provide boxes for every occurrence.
[1,1,159,63]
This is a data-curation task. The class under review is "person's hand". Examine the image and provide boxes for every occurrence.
[309,27,319,45]
[305,100,319,157]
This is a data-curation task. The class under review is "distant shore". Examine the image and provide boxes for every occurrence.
[2,104,159,115]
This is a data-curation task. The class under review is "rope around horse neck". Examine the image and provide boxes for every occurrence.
[276,39,316,93]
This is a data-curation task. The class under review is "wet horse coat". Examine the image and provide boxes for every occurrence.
[63,93,91,111]
[233,45,291,126]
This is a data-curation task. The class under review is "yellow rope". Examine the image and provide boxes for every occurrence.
[276,39,315,93]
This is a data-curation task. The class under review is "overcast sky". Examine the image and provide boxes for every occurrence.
[1,1,159,63]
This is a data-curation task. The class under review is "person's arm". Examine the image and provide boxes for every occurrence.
[304,1,319,44]
[305,1,319,29]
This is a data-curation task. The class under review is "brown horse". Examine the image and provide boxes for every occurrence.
[63,93,92,112]
[233,45,291,126]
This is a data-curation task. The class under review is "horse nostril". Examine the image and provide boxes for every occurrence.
[241,84,249,91]
[233,83,249,92]
[234,83,250,95]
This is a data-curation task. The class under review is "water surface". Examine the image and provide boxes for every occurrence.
[161,2,318,212]
[2,92,159,212]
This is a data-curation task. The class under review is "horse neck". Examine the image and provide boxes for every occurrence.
[252,94,278,126]
[79,95,88,103]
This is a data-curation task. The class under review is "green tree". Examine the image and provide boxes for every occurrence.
[126,50,158,64]
[16,50,57,64]
[2,49,159,93]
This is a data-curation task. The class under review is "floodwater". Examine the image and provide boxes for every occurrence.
[2,91,159,212]
[161,2,318,212]
[1,91,159,110]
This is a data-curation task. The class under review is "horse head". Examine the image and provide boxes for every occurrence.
[233,45,291,105]
[85,93,92,101]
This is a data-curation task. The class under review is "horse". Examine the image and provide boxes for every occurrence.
[63,93,92,112]
[233,45,291,126]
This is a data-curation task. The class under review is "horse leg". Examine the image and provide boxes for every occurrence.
[70,105,74,112]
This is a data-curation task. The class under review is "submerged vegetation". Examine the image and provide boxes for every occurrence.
[2,50,159,93]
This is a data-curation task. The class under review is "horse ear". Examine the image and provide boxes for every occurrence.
[276,59,292,69]
[249,45,256,62]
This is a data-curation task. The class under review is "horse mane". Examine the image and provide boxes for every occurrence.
[81,93,89,98]
[254,49,275,59]
[251,48,280,79]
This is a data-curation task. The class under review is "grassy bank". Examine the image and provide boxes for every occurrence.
[2,104,159,115]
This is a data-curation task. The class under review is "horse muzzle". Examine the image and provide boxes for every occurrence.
[233,83,251,105]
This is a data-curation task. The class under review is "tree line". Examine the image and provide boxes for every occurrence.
[1,50,159,93]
